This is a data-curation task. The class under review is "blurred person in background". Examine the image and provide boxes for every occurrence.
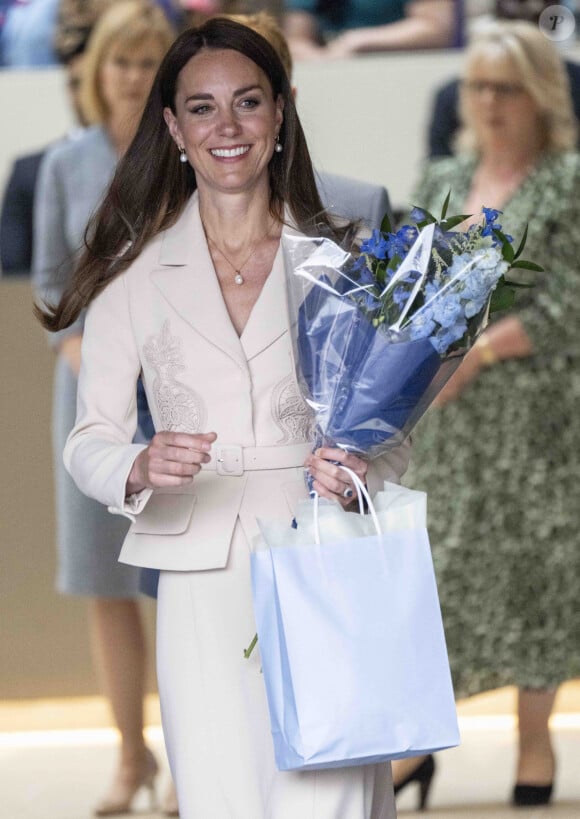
[283,0,460,60]
[0,0,98,276]
[0,0,183,67]
[394,20,580,810]
[31,2,179,815]
[57,0,186,30]
[179,2,288,29]
[0,0,60,66]
[427,0,580,156]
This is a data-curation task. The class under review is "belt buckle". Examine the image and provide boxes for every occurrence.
[216,445,244,476]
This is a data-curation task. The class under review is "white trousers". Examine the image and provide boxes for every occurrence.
[156,524,397,819]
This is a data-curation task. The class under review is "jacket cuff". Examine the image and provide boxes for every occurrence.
[108,487,153,523]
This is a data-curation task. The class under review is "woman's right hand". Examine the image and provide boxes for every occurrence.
[126,431,217,495]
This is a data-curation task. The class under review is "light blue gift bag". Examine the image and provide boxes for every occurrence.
[250,473,460,772]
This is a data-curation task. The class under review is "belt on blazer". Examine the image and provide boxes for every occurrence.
[203,442,312,477]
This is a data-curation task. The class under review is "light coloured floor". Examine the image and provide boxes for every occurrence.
[1,682,579,819]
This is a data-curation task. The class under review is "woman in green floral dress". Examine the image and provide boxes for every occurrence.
[394,21,580,809]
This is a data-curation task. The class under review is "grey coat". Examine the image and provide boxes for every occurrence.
[33,126,136,597]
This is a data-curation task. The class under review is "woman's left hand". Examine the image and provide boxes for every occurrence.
[304,447,368,508]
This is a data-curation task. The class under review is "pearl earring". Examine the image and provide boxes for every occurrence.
[274,136,283,154]
[179,146,188,164]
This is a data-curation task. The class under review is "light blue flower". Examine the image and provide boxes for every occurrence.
[463,294,488,319]
[423,280,441,305]
[462,268,494,300]
[431,292,463,328]
[409,308,437,340]
[429,319,468,354]
[473,246,503,270]
[446,252,477,281]
[464,256,507,300]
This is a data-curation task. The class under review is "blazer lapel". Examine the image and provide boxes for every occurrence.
[240,223,302,362]
[150,193,248,373]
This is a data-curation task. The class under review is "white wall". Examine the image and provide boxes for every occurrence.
[294,49,463,206]
[0,68,75,188]
[2,42,580,214]
[1,50,464,214]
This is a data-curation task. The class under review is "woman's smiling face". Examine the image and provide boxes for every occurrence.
[164,48,284,197]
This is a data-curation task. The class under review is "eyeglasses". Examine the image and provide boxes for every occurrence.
[462,80,525,98]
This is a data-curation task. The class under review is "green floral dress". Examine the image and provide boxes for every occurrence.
[404,152,580,697]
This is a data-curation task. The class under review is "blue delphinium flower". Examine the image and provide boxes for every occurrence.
[360,229,389,260]
[410,207,427,222]
[482,207,502,223]
[351,257,376,285]
[347,199,525,358]
[481,206,508,239]
[397,225,420,247]
[392,286,410,308]
[360,288,382,311]
[386,226,420,260]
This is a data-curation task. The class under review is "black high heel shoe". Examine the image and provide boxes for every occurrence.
[394,754,436,811]
[512,783,553,807]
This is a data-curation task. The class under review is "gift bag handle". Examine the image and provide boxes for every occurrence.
[313,466,382,545]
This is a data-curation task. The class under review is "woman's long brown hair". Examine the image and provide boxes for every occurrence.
[37,17,351,332]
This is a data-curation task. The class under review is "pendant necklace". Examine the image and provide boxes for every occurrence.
[207,226,272,286]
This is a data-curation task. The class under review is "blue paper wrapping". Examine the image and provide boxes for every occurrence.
[285,236,468,457]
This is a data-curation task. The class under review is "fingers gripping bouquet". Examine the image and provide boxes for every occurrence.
[285,196,539,462]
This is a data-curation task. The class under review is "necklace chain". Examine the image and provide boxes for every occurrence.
[207,226,272,286]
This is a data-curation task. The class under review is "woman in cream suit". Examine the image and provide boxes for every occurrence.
[38,19,408,819]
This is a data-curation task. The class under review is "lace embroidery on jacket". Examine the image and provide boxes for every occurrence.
[271,374,314,444]
[143,321,206,433]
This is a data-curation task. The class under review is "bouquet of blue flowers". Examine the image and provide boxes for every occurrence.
[284,197,540,458]
[243,199,539,661]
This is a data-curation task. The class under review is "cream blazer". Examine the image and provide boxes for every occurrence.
[64,192,410,571]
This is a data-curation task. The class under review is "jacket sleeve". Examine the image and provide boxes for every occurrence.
[63,271,151,517]
[31,146,85,348]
